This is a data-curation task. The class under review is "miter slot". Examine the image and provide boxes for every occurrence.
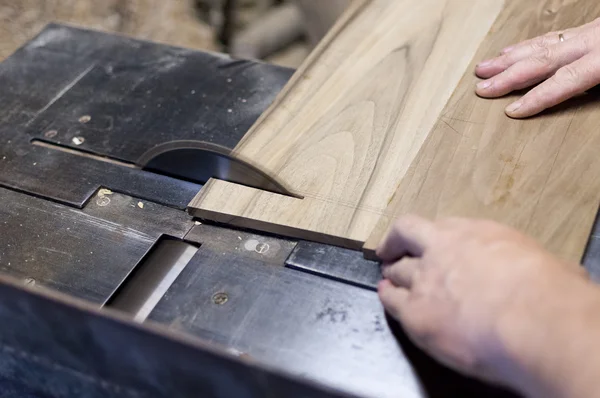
[104,237,199,322]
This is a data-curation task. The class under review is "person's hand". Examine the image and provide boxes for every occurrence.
[376,216,593,392]
[475,18,600,118]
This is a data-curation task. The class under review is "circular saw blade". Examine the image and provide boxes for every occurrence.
[137,140,301,198]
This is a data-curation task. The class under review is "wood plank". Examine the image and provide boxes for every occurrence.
[364,0,600,262]
[188,0,504,248]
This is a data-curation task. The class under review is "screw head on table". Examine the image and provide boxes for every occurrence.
[212,292,228,305]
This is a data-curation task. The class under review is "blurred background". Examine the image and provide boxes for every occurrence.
[0,0,350,68]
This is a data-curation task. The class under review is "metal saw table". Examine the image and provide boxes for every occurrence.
[1,24,599,398]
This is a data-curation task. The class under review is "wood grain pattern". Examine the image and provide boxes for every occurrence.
[188,0,503,248]
[364,0,600,262]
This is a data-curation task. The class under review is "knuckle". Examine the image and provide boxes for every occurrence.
[531,35,552,51]
[554,64,580,86]
[530,46,554,65]
[580,31,598,52]
[386,265,399,281]
[496,53,512,67]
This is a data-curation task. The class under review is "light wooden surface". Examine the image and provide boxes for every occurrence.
[188,0,504,248]
[364,0,600,262]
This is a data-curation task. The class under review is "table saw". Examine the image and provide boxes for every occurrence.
[1,24,599,398]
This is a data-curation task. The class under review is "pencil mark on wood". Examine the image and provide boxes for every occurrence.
[189,0,504,248]
[365,0,600,262]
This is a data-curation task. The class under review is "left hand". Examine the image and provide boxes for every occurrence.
[475,18,600,118]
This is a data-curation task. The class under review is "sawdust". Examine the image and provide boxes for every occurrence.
[98,188,113,197]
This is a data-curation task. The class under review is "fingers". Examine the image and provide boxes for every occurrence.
[506,18,600,57]
[376,215,435,262]
[500,31,564,56]
[382,257,420,288]
[476,38,589,98]
[476,33,564,79]
[379,279,438,344]
[506,51,600,118]
[378,279,409,321]
[476,18,600,79]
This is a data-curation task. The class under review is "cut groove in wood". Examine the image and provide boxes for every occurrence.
[364,0,600,262]
[188,0,504,248]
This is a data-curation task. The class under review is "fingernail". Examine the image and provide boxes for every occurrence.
[477,59,493,68]
[506,101,522,113]
[477,80,492,90]
[501,46,515,54]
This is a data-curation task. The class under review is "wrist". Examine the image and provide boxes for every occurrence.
[492,271,600,397]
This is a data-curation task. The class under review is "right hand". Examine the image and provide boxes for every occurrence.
[377,216,593,392]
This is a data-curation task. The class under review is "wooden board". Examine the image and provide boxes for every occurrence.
[364,0,600,262]
[188,0,504,249]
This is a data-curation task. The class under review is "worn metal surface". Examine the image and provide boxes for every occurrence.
[184,223,298,265]
[0,187,194,304]
[148,236,423,398]
[0,24,292,208]
[583,211,600,282]
[286,241,381,291]
[24,24,293,162]
[0,24,566,398]
[152,223,519,398]
[106,239,199,322]
[0,140,201,209]
[0,274,354,398]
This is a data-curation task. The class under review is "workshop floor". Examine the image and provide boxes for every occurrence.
[0,0,308,67]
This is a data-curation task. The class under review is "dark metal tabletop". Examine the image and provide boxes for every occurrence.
[3,24,595,398]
